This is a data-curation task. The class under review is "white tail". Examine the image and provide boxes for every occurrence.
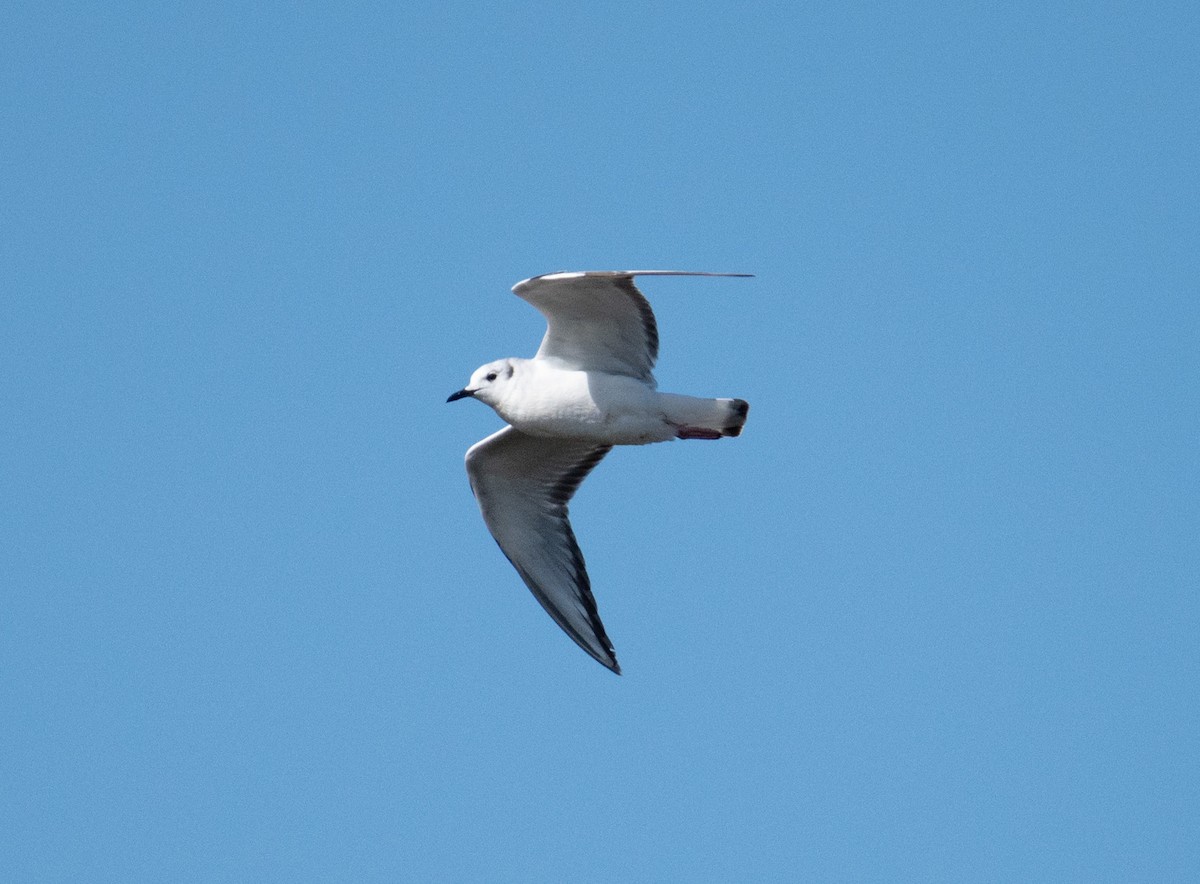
[659,394,750,440]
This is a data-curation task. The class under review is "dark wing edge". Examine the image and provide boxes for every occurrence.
[505,516,620,675]
[614,275,659,371]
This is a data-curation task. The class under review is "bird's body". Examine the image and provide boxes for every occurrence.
[476,357,741,445]
[448,271,751,673]
[490,360,661,443]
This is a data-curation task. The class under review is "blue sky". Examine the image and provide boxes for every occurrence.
[3,1,1197,881]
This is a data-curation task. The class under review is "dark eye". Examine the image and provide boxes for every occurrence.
[485,372,498,382]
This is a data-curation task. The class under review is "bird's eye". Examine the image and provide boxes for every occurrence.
[485,372,498,382]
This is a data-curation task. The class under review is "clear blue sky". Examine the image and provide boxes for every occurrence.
[3,1,1197,881]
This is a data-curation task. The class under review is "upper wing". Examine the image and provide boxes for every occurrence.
[512,271,752,383]
[464,426,618,673]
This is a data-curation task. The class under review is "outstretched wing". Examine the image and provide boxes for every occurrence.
[464,426,618,673]
[512,271,752,383]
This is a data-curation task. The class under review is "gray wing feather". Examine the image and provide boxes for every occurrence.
[465,426,618,673]
[512,270,751,383]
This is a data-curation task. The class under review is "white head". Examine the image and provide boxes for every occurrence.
[446,358,518,408]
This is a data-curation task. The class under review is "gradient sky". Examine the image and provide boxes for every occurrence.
[3,1,1197,881]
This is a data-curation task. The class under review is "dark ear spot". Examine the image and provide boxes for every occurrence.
[505,364,514,379]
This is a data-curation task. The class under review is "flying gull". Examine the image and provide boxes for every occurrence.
[448,271,751,673]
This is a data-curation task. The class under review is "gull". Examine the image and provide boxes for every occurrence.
[447,271,751,674]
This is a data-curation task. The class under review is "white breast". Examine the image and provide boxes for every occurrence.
[497,364,672,445]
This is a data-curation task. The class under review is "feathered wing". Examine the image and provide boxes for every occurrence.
[465,426,618,673]
[512,270,751,383]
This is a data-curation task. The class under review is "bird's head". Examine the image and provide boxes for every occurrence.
[447,359,517,407]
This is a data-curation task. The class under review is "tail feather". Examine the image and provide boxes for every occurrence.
[660,394,750,440]
[722,398,750,437]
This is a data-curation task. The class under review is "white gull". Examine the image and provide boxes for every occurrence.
[448,271,751,673]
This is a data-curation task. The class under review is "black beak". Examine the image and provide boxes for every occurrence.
[446,388,474,403]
